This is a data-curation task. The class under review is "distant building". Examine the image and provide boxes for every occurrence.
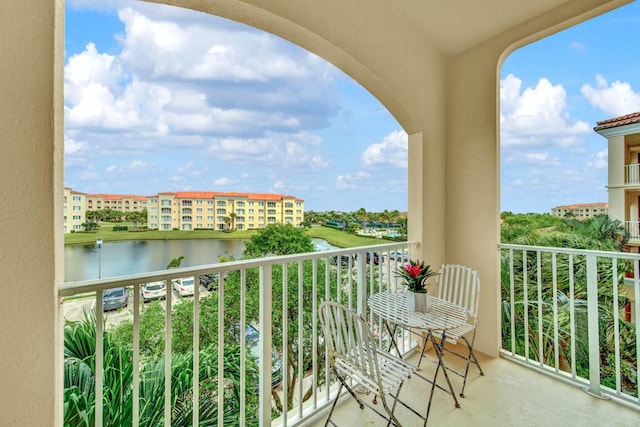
[595,111,640,247]
[147,191,305,231]
[86,193,148,213]
[550,203,608,219]
[64,188,305,233]
[63,187,86,233]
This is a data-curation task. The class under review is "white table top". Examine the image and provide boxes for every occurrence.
[368,291,467,331]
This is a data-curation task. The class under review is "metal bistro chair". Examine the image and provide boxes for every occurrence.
[417,264,484,398]
[319,301,417,427]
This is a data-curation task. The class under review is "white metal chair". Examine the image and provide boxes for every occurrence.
[417,264,484,398]
[319,301,417,427]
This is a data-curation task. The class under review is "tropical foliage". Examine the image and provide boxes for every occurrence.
[63,313,259,426]
[500,213,637,397]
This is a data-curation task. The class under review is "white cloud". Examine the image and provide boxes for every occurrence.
[64,136,85,154]
[581,74,640,117]
[500,74,590,147]
[206,132,330,171]
[336,171,370,190]
[214,177,235,186]
[361,130,408,168]
[569,41,587,53]
[587,149,608,169]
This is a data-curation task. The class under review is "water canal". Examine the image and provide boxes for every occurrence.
[65,238,336,282]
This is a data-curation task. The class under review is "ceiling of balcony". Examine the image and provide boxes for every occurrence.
[378,0,592,55]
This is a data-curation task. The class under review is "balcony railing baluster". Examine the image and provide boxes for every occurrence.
[501,244,639,408]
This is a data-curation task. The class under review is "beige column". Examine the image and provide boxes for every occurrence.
[0,1,64,425]
[444,45,502,358]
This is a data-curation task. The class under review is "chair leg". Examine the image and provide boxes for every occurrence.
[324,381,344,427]
[416,332,431,369]
[325,369,367,426]
[459,335,484,398]
[382,380,405,427]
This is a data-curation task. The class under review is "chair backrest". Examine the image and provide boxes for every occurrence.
[435,264,481,324]
[319,301,382,392]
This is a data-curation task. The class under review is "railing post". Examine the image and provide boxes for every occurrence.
[356,251,367,317]
[259,265,273,427]
[582,254,608,399]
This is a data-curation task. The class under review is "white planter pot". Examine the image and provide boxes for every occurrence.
[415,293,429,312]
[406,291,416,312]
[407,291,429,312]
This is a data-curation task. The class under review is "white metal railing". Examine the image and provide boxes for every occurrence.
[500,244,640,408]
[625,163,640,184]
[625,221,640,241]
[59,241,417,427]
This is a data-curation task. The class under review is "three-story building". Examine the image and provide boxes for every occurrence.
[146,191,304,230]
[596,112,640,247]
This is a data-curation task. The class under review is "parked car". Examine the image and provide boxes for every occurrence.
[199,272,229,291]
[172,277,195,297]
[102,287,128,311]
[366,251,381,265]
[141,281,166,302]
[389,250,409,262]
[332,254,352,266]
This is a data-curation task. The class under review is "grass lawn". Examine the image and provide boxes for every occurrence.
[305,226,395,248]
[64,222,257,245]
[65,222,402,248]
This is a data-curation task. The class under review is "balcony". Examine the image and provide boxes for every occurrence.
[625,163,640,185]
[7,1,637,425]
[59,243,639,425]
[625,220,640,242]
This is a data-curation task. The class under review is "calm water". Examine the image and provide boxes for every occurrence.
[65,238,336,282]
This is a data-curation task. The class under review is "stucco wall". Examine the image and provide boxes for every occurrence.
[0,0,64,425]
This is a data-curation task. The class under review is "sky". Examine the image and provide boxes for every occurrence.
[64,0,640,214]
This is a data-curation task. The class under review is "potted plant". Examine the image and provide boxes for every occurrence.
[395,260,439,312]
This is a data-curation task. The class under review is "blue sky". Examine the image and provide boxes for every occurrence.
[64,1,640,213]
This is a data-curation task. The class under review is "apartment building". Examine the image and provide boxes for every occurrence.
[63,187,86,233]
[595,111,640,246]
[550,203,608,219]
[86,193,148,213]
[147,191,305,231]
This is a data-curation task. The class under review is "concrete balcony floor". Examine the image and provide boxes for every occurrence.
[308,343,639,427]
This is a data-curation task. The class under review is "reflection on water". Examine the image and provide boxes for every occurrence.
[64,238,336,282]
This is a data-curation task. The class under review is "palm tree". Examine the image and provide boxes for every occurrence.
[166,255,185,269]
[63,314,257,426]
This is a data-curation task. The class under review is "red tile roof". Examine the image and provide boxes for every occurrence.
[86,194,147,201]
[163,191,303,202]
[553,203,607,209]
[594,112,640,131]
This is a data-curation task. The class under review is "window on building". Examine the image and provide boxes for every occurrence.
[268,217,276,223]
[237,201,245,207]
[161,215,171,222]
[161,200,171,206]
[183,208,192,214]
[267,202,276,207]
[268,209,276,215]
[217,201,226,206]
[161,208,171,214]
[182,216,192,222]
[217,209,226,214]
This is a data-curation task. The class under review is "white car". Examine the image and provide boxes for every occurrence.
[389,250,409,262]
[172,277,195,297]
[141,281,166,302]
